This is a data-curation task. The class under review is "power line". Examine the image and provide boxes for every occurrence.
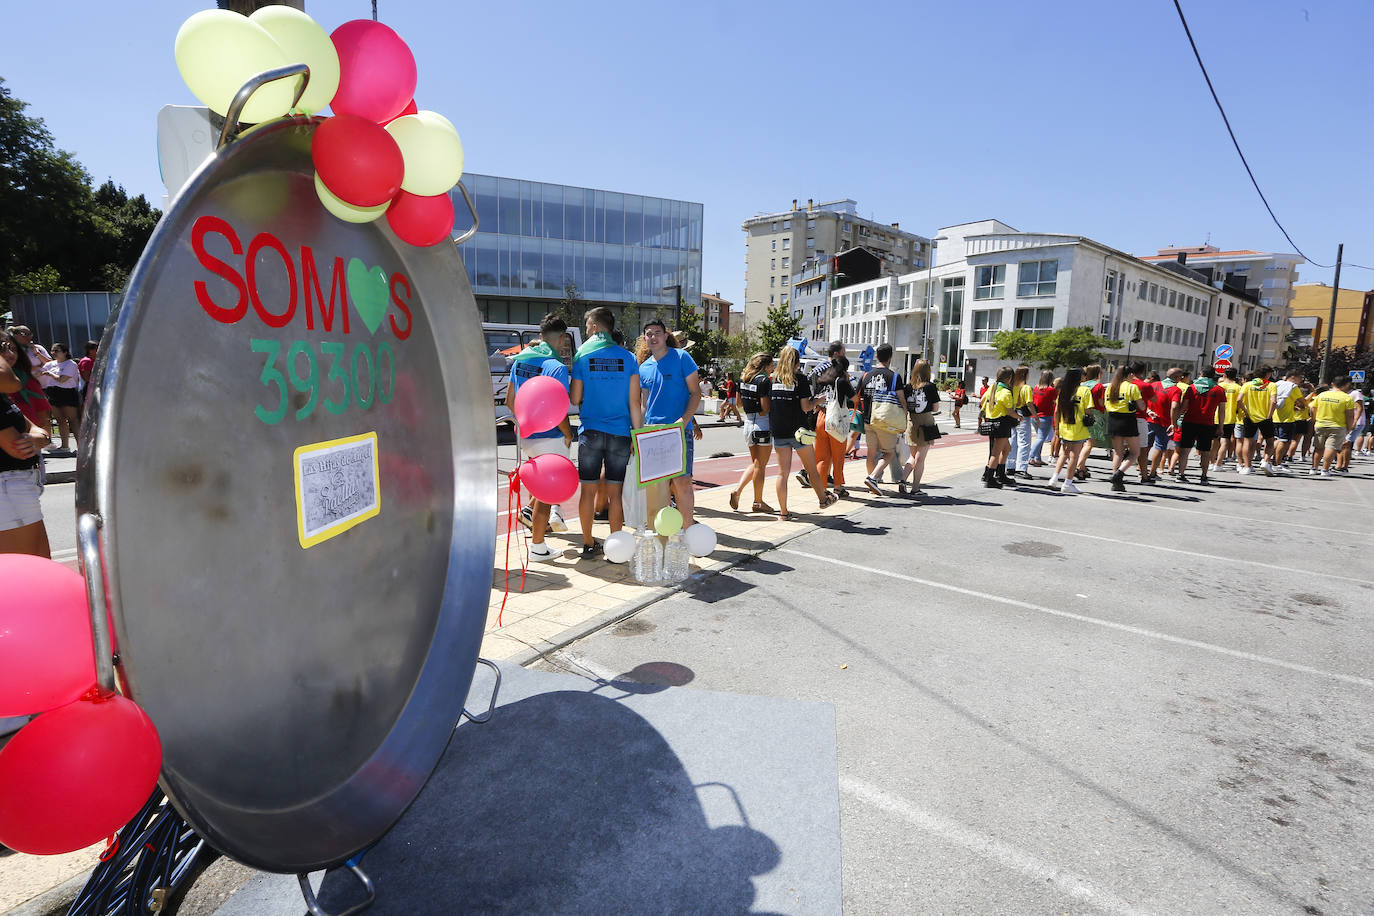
[1171,0,1374,272]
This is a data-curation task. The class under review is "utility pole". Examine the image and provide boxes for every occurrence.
[1320,243,1342,383]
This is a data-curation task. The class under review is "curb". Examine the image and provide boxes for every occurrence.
[5,867,93,916]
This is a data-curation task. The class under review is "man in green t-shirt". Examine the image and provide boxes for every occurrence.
[1310,375,1356,478]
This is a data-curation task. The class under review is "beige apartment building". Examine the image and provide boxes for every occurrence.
[741,198,930,329]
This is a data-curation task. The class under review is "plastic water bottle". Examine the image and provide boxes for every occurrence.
[631,526,663,585]
[663,531,691,583]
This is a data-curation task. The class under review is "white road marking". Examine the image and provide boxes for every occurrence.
[841,777,1153,916]
[781,548,1374,690]
[1117,499,1368,539]
[911,507,1374,587]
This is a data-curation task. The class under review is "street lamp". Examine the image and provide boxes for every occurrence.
[1124,321,1142,365]
[921,235,949,364]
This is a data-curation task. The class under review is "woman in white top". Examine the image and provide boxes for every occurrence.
[41,343,81,453]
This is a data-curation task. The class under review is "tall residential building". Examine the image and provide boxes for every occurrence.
[827,220,1263,381]
[1289,283,1373,351]
[700,291,733,335]
[741,198,930,329]
[452,173,704,329]
[1139,246,1303,364]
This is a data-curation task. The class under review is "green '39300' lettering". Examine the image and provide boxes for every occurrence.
[251,337,394,425]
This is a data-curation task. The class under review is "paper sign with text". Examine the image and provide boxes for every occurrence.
[294,432,381,548]
[632,422,686,488]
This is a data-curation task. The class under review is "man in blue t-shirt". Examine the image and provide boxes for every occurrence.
[638,318,702,528]
[507,313,573,560]
[570,307,643,558]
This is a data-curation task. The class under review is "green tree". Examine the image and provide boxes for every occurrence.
[755,303,803,357]
[675,301,707,365]
[1281,343,1374,384]
[619,301,640,338]
[8,265,68,294]
[990,329,1041,364]
[553,281,584,329]
[1031,326,1123,369]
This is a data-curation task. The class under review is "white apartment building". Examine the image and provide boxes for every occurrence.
[829,220,1264,380]
[1139,246,1302,364]
[741,198,930,329]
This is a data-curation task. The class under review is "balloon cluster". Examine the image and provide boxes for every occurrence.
[174,9,464,247]
[511,378,577,505]
[0,556,162,855]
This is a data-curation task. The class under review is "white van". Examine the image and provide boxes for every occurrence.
[485,322,583,423]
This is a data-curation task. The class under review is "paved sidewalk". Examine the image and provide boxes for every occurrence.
[481,439,985,664]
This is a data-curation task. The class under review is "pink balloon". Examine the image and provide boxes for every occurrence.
[0,691,162,855]
[0,555,97,717]
[520,453,578,505]
[329,20,417,123]
[386,190,454,247]
[512,375,569,436]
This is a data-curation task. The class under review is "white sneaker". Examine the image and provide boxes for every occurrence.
[528,542,557,562]
[1307,468,1321,476]
[1046,473,1061,488]
[1237,466,1251,475]
[1061,481,1082,495]
[1260,461,1275,477]
[548,506,568,533]
[1320,469,1333,478]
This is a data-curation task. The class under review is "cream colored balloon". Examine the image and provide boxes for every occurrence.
[385,111,465,196]
[314,173,387,224]
[248,6,340,115]
[174,10,295,123]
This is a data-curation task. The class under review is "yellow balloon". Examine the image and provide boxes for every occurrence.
[385,111,465,196]
[249,7,340,116]
[314,173,387,224]
[174,10,294,124]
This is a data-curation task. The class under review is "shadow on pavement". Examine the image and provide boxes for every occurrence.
[316,691,783,915]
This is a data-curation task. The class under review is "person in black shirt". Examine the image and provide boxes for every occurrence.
[896,359,942,496]
[768,347,839,520]
[858,343,908,496]
[0,391,53,556]
[729,353,776,513]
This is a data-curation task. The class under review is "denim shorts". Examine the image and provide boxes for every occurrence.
[0,468,44,532]
[577,428,632,483]
[772,436,805,450]
[1145,423,1170,452]
[743,413,771,446]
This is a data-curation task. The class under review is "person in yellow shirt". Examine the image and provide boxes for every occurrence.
[1235,367,1277,475]
[1103,364,1147,492]
[1294,382,1314,463]
[1007,365,1035,480]
[980,365,1019,488]
[1270,369,1307,470]
[1047,367,1092,494]
[1310,376,1356,477]
[1211,367,1243,470]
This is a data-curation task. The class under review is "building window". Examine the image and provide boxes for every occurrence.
[898,284,912,310]
[863,288,874,312]
[1016,260,1057,297]
[807,218,816,229]
[806,238,815,249]
[972,309,1003,343]
[771,221,777,231]
[1015,307,1054,333]
[771,258,776,269]
[1169,290,1177,308]
[1149,283,1158,303]
[941,276,965,326]
[782,238,790,250]
[876,286,888,311]
[1104,269,1119,306]
[1100,314,1112,335]
[1138,280,1148,300]
[974,265,1006,300]
[770,276,776,288]
[782,219,791,229]
[782,257,789,269]
[772,240,777,251]
[769,294,774,305]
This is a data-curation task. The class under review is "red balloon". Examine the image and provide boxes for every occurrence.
[382,98,418,126]
[0,555,97,717]
[512,375,570,436]
[330,20,417,123]
[520,454,579,505]
[386,190,454,247]
[312,115,404,207]
[0,691,162,855]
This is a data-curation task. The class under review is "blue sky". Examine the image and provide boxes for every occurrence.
[7,0,1373,307]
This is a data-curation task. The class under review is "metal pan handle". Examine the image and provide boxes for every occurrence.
[217,64,312,149]
[298,865,375,916]
[452,180,479,245]
[77,513,117,693]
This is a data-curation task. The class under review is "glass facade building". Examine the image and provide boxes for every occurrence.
[452,173,704,326]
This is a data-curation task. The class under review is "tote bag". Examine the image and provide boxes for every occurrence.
[868,372,907,434]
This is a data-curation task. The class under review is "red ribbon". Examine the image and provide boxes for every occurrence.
[100,834,120,861]
[498,467,529,626]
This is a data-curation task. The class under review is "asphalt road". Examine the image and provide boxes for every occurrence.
[536,453,1374,915]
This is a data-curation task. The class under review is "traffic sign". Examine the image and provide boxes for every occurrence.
[1214,358,1232,373]
[1214,344,1234,361]
[1353,370,1366,384]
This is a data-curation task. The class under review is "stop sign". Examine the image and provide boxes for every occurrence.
[1214,357,1232,373]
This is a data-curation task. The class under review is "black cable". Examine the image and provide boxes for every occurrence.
[1172,0,1374,272]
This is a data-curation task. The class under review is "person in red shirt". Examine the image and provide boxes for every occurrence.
[1161,368,1190,476]
[1172,368,1226,483]
[1131,365,1160,484]
[1029,370,1057,466]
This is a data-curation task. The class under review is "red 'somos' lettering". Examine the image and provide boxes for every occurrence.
[389,273,412,341]
[193,216,248,324]
[246,233,297,328]
[301,246,351,334]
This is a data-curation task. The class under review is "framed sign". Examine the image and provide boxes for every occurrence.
[294,431,381,549]
[632,422,686,488]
